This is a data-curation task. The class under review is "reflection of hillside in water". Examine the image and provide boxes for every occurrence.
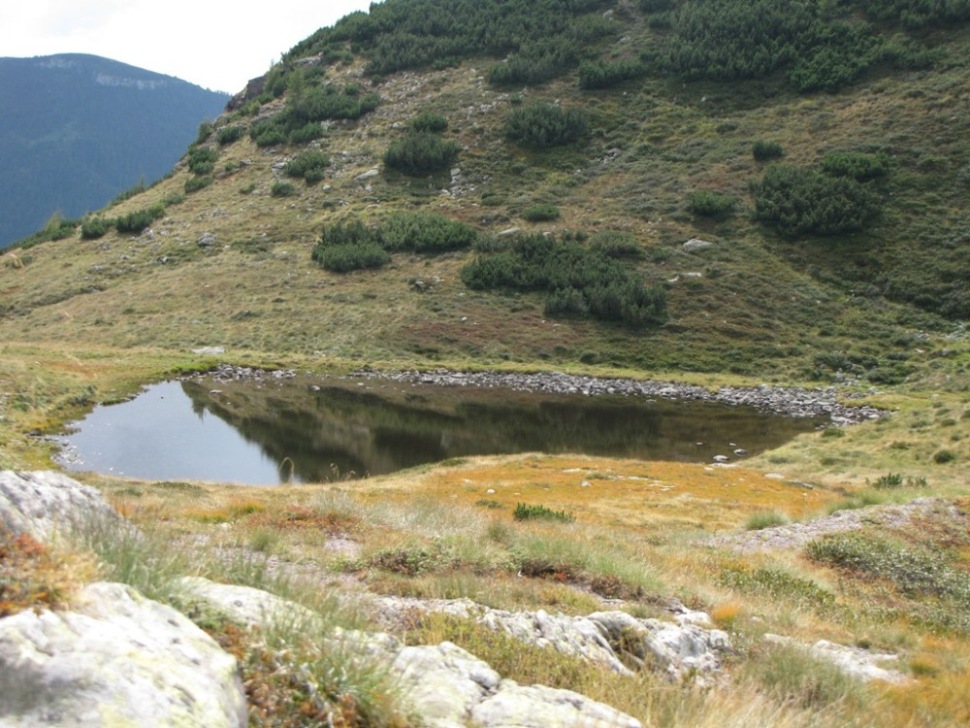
[180,378,822,482]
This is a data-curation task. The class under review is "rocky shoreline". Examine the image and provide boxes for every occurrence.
[198,364,883,425]
[350,369,884,425]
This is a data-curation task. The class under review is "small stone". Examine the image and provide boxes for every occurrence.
[682,238,714,253]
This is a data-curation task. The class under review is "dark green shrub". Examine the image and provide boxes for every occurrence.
[383,132,460,175]
[504,103,589,148]
[513,503,575,523]
[184,176,213,193]
[578,59,647,89]
[589,230,641,259]
[687,190,736,219]
[312,242,389,273]
[270,182,296,197]
[545,287,589,317]
[821,151,890,181]
[193,121,214,146]
[521,204,560,222]
[250,119,287,147]
[754,164,881,238]
[114,205,164,234]
[871,473,928,489]
[289,85,381,123]
[857,0,970,29]
[378,211,479,253]
[412,112,448,133]
[787,22,882,93]
[753,140,784,161]
[283,151,331,181]
[933,450,957,464]
[217,125,245,146]
[80,217,110,240]
[287,122,324,145]
[461,234,666,327]
[187,147,219,175]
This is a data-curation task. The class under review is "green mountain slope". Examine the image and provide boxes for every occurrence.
[0,1,967,384]
[0,54,229,248]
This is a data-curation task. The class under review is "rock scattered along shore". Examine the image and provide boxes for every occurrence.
[351,369,884,425]
[198,364,883,425]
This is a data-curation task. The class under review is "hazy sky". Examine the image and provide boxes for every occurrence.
[0,0,374,93]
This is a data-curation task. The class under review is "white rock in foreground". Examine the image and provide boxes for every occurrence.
[0,582,247,727]
[0,470,121,541]
[184,577,643,728]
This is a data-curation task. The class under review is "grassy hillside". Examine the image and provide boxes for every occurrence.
[0,3,969,725]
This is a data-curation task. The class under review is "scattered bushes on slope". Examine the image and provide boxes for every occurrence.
[312,212,479,272]
[461,233,666,327]
[289,0,618,83]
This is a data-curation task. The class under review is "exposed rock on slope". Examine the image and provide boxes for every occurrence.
[370,596,732,683]
[0,581,247,727]
[180,577,644,728]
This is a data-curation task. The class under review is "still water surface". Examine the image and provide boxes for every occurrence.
[57,376,822,485]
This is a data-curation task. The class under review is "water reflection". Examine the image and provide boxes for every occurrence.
[57,376,822,485]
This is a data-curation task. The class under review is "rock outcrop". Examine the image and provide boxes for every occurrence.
[0,470,122,541]
[370,596,732,683]
[0,581,247,727]
[180,577,644,728]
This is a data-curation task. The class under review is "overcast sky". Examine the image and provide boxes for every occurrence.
[0,0,375,93]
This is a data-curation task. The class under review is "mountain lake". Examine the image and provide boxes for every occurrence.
[55,375,825,485]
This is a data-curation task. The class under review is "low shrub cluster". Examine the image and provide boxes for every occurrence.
[80,217,110,240]
[870,473,928,490]
[578,58,647,89]
[250,82,380,147]
[504,103,589,149]
[312,212,479,272]
[753,140,784,161]
[216,125,245,146]
[461,233,666,326]
[187,147,219,176]
[184,176,213,193]
[588,230,641,259]
[807,533,970,606]
[115,205,165,234]
[820,151,890,181]
[687,190,736,219]
[513,503,575,523]
[521,204,560,222]
[383,132,460,175]
[411,112,449,133]
[283,150,331,184]
[753,164,882,238]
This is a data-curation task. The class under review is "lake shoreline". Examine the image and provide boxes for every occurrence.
[202,364,883,426]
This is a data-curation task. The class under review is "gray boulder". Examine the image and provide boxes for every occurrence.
[682,238,714,253]
[0,582,247,727]
[472,683,642,728]
[0,471,121,541]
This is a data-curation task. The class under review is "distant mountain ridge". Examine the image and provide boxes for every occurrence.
[0,53,229,248]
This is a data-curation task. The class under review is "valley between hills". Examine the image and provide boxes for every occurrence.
[1,1,969,725]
